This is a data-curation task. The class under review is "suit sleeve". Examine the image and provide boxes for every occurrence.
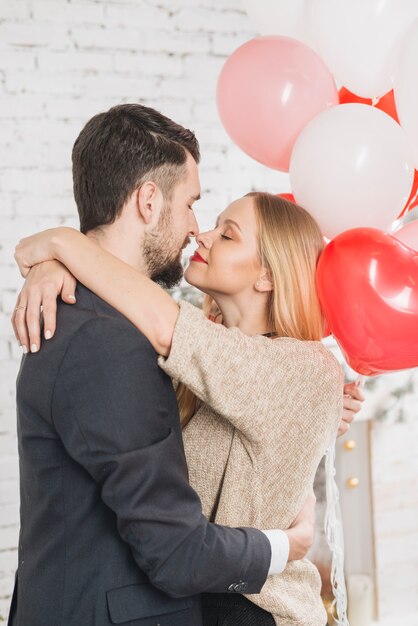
[51,316,271,598]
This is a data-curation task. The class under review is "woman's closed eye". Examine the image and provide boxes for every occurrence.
[221,234,233,240]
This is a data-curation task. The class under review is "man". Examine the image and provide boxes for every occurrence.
[10,104,362,625]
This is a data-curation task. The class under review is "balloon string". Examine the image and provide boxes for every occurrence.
[324,441,349,626]
[355,374,365,388]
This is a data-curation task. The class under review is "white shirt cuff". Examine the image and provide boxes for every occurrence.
[262,529,290,575]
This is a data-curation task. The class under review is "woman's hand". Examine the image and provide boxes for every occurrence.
[14,227,75,277]
[285,491,316,561]
[337,381,365,437]
[12,260,77,353]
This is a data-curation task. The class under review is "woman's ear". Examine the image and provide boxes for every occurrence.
[255,270,274,293]
[135,182,161,226]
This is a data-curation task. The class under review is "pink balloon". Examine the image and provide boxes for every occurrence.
[217,36,338,172]
[393,220,418,250]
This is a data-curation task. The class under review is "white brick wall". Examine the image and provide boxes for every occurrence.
[0,0,288,619]
[3,4,416,625]
[371,420,418,621]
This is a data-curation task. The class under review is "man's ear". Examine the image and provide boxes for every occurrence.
[255,269,274,293]
[135,181,162,226]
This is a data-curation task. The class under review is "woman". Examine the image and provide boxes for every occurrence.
[14,192,351,626]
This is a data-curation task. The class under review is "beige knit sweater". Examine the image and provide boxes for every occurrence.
[159,301,344,626]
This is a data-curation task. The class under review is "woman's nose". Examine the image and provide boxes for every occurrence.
[196,231,212,249]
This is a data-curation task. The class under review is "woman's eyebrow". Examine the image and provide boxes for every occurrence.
[215,217,242,232]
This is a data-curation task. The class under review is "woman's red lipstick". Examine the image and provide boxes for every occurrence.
[190,251,208,264]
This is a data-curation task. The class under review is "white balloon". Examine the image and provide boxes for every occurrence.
[289,104,414,239]
[394,20,418,169]
[310,0,418,98]
[244,0,315,48]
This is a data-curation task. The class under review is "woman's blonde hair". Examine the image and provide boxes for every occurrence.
[177,192,326,427]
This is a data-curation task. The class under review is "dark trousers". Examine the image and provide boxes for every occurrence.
[202,592,330,626]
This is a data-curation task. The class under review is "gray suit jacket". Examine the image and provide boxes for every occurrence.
[9,284,271,626]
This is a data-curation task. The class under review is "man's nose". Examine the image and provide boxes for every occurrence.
[189,212,199,238]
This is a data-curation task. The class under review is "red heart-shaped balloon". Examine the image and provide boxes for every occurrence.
[317,228,418,376]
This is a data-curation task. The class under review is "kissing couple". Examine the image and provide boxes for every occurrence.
[10,103,363,626]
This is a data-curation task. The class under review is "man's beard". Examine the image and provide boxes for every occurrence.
[143,204,189,289]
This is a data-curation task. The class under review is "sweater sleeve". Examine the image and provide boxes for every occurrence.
[159,301,344,444]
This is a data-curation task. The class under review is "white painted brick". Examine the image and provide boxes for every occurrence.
[192,99,220,124]
[0,22,68,49]
[0,266,21,290]
[0,480,19,507]
[199,148,227,171]
[14,193,75,218]
[0,503,19,528]
[0,242,18,264]
[75,73,159,98]
[10,342,23,362]
[17,118,82,142]
[5,70,79,96]
[0,389,17,415]
[0,49,36,72]
[158,75,213,99]
[171,7,249,33]
[183,54,224,83]
[0,2,31,21]
[0,526,18,553]
[0,363,18,388]
[0,194,15,217]
[0,312,15,338]
[0,434,17,458]
[211,31,255,56]
[205,0,245,10]
[145,98,193,126]
[0,551,17,577]
[105,4,172,30]
[61,215,79,229]
[71,25,212,55]
[0,341,10,360]
[2,142,73,171]
[0,170,29,194]
[0,410,19,438]
[0,94,45,119]
[112,51,183,77]
[0,600,12,625]
[24,170,72,195]
[70,24,143,51]
[190,122,230,146]
[0,577,13,598]
[0,141,41,168]
[1,216,60,241]
[0,122,16,144]
[37,49,112,73]
[157,31,212,55]
[44,95,117,120]
[35,143,74,170]
[32,0,106,25]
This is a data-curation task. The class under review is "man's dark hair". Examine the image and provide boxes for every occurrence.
[72,103,200,234]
